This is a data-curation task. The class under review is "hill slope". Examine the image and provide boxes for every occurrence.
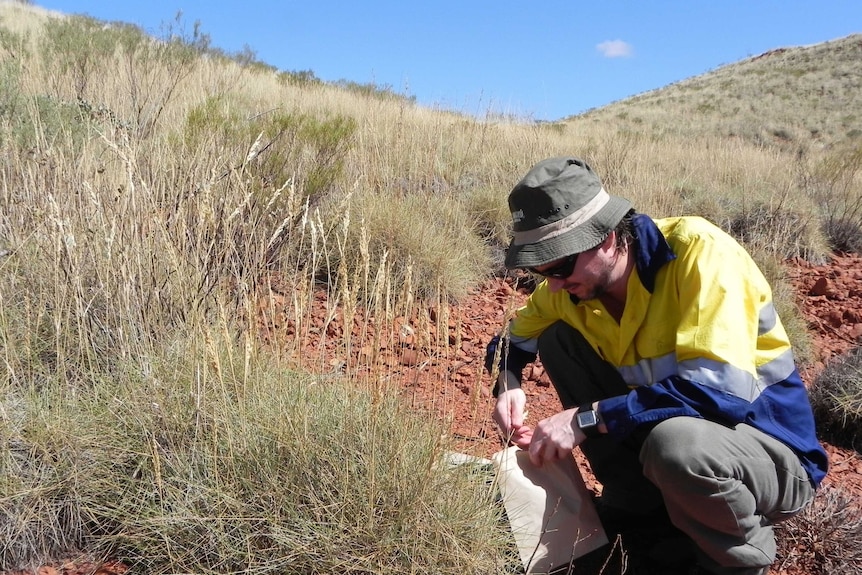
[573,34,862,151]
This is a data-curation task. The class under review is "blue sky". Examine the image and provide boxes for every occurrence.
[33,1,862,121]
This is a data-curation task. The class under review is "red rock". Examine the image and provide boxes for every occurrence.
[809,276,833,297]
[826,309,844,327]
[844,309,862,323]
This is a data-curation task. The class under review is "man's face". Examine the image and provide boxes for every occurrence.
[531,241,614,301]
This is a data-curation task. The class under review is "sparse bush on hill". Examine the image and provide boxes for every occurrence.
[40,13,226,140]
[335,78,416,105]
[277,68,322,87]
[0,28,26,115]
[578,34,862,151]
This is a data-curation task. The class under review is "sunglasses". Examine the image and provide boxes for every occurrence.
[529,253,578,279]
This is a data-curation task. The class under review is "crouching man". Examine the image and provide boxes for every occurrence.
[487,157,828,575]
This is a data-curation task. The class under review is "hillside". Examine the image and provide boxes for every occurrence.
[573,34,862,151]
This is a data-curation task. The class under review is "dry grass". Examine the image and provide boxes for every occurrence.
[0,338,521,574]
[577,34,862,151]
[776,485,862,575]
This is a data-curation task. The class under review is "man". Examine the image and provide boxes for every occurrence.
[486,157,828,575]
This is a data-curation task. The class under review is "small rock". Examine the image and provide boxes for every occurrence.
[809,276,834,297]
[528,364,545,381]
[826,309,844,328]
[843,309,862,323]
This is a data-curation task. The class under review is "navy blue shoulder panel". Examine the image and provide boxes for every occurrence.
[632,214,676,293]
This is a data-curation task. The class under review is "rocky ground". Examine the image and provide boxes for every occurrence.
[11,252,861,575]
[785,252,862,506]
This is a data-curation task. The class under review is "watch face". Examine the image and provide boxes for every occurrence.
[577,410,598,428]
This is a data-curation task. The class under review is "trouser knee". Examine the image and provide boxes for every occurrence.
[640,417,718,485]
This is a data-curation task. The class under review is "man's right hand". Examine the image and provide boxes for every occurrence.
[493,388,533,448]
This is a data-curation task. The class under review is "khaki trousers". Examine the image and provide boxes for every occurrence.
[537,321,814,572]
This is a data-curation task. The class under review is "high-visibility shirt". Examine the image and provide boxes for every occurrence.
[508,214,828,486]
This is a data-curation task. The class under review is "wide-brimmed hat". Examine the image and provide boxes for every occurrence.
[504,157,632,269]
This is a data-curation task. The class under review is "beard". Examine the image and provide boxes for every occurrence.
[564,260,615,301]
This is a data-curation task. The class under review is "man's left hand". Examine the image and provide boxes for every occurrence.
[527,408,587,466]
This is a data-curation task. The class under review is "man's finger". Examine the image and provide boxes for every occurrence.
[512,427,533,448]
[509,408,528,429]
[529,436,550,466]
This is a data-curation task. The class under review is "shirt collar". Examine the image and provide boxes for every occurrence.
[631,214,676,292]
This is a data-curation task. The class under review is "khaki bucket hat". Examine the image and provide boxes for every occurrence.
[505,157,632,269]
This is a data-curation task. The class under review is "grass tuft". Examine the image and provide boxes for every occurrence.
[776,485,862,575]
[0,340,520,574]
[810,346,862,452]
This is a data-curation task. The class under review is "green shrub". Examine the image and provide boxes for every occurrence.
[165,99,359,309]
[180,98,356,204]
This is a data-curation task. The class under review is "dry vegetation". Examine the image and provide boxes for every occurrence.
[576,35,862,149]
[0,1,860,573]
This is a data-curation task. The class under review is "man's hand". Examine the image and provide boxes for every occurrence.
[527,408,588,466]
[493,388,533,448]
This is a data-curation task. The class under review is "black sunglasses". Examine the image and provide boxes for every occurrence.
[529,253,578,279]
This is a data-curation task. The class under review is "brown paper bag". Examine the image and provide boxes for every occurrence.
[492,446,608,574]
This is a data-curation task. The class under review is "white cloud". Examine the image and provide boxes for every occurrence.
[596,40,633,58]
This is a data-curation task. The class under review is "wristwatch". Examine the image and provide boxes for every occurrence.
[576,403,602,439]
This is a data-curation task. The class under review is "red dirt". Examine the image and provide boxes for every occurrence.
[785,251,862,509]
[12,253,862,575]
